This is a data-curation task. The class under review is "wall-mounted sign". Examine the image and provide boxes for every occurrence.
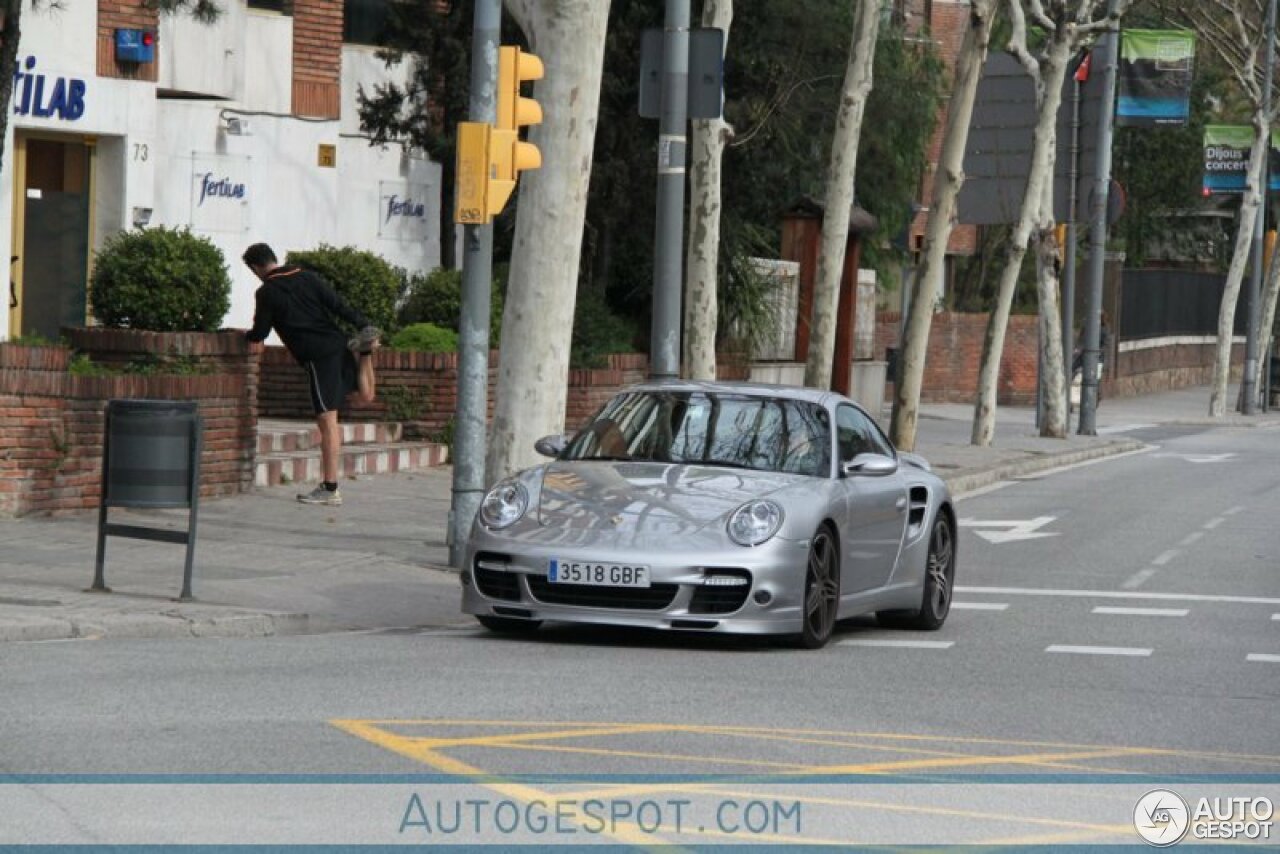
[377,181,431,241]
[317,144,336,168]
[11,56,86,121]
[189,153,250,233]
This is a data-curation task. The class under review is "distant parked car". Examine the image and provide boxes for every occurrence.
[461,381,956,649]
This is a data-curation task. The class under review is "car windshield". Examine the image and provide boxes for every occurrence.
[561,391,832,477]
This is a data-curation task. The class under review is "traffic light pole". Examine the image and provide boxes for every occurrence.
[650,0,690,380]
[1078,2,1120,436]
[449,0,501,568]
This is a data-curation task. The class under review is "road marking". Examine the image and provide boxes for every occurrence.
[1224,505,1246,516]
[1152,452,1238,464]
[1121,568,1159,590]
[1247,654,1280,663]
[955,585,1280,606]
[1272,614,1280,621]
[1177,532,1204,548]
[839,639,955,649]
[1151,549,1180,566]
[951,602,1010,611]
[959,516,1059,544]
[1204,517,1225,530]
[1046,645,1152,657]
[1092,606,1188,617]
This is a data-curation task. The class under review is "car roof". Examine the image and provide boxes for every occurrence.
[621,379,847,408]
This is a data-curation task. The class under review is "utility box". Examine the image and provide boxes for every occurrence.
[92,399,203,601]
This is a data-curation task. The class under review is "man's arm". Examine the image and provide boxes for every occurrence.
[245,289,274,342]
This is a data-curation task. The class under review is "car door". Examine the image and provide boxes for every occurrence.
[834,404,908,594]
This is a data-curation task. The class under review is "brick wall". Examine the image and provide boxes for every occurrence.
[292,0,342,118]
[0,332,259,517]
[1112,341,1245,398]
[877,311,1039,405]
[97,0,159,83]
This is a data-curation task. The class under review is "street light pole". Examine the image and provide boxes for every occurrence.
[1243,0,1277,415]
[448,0,501,568]
[650,0,690,380]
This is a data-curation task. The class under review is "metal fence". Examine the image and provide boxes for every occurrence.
[1119,269,1249,340]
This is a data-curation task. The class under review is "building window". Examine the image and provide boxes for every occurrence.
[344,0,395,46]
[247,0,287,12]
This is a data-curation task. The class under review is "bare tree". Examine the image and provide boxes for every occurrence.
[803,0,881,390]
[1259,243,1280,395]
[971,0,1121,446]
[1165,1,1280,416]
[486,0,611,482]
[890,0,1000,451]
[683,0,733,381]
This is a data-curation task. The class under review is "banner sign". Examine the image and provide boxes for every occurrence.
[1117,29,1195,127]
[1202,125,1280,194]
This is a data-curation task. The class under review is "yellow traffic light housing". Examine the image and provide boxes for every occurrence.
[455,45,545,225]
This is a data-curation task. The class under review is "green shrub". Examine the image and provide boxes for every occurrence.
[572,289,638,369]
[389,322,459,352]
[286,245,404,336]
[89,227,230,331]
[380,384,429,422]
[397,267,503,341]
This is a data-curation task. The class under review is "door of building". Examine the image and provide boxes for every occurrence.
[9,133,93,341]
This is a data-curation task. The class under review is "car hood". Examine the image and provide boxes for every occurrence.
[537,460,806,534]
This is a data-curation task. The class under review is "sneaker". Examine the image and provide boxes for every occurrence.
[348,325,381,355]
[297,484,342,506]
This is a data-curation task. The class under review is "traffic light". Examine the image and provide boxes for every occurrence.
[454,46,544,225]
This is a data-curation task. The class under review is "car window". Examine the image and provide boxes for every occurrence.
[563,391,832,477]
[836,404,893,461]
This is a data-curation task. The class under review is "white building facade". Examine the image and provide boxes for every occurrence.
[1,0,440,342]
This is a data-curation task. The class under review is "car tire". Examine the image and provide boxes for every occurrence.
[877,512,955,631]
[476,615,543,634]
[792,525,840,649]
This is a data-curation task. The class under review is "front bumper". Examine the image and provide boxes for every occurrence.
[459,529,812,635]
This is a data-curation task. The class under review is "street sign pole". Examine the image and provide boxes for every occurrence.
[650,0,690,380]
[449,0,501,568]
[1079,3,1120,436]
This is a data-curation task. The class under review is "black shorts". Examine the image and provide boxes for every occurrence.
[303,350,357,415]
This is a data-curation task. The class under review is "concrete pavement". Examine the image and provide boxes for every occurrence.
[1,385,1274,643]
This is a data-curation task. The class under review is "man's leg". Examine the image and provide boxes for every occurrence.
[318,410,340,483]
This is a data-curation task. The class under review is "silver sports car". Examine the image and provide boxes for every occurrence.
[461,381,956,648]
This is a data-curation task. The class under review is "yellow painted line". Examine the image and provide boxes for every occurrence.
[329,719,681,850]
[479,740,815,770]
[806,747,1158,775]
[399,723,678,749]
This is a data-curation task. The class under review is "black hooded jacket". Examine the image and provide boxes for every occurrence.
[245,265,369,363]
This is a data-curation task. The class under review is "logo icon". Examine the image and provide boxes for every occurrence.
[1135,789,1190,846]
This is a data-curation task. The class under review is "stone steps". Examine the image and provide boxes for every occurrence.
[254,420,448,488]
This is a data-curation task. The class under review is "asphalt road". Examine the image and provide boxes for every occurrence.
[3,421,1277,846]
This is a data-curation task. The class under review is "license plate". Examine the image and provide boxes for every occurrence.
[548,559,650,588]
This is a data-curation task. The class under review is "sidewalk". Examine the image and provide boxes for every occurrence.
[1,385,1275,643]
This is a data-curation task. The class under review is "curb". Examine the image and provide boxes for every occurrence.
[943,438,1147,498]
[0,609,310,643]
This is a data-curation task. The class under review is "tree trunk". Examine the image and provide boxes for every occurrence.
[890,0,998,451]
[1256,233,1280,396]
[1033,176,1067,437]
[1210,112,1267,417]
[487,0,611,483]
[0,0,23,175]
[803,0,880,390]
[682,0,733,381]
[971,29,1073,447]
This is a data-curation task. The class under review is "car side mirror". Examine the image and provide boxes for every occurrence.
[842,453,898,477]
[534,434,568,458]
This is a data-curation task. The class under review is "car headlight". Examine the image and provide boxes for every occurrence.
[479,479,529,529]
[727,499,784,546]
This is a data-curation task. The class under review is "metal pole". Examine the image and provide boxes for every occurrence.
[1078,5,1120,436]
[1063,64,1083,417]
[1243,0,1277,415]
[448,0,501,568]
[649,0,690,380]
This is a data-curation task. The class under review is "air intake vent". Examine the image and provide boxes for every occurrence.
[908,487,929,536]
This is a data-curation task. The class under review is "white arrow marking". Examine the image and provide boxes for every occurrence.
[1152,452,1237,464]
[958,516,1059,544]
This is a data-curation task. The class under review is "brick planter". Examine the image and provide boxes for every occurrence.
[0,330,259,517]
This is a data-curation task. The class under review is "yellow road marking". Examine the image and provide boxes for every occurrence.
[806,747,1157,775]
[398,723,678,749]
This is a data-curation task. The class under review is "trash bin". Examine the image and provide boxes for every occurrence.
[92,399,204,600]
